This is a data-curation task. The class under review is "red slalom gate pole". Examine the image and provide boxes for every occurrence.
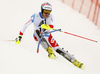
[92,0,98,22]
[62,0,64,3]
[95,3,100,25]
[60,31,97,43]
[72,0,75,8]
[87,0,93,18]
[79,0,84,13]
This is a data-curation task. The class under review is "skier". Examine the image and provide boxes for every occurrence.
[15,2,84,69]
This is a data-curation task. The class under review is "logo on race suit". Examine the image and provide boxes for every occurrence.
[51,38,58,46]
[55,42,58,46]
[48,34,59,47]
[51,38,54,43]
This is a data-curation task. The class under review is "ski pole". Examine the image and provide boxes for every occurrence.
[59,30,98,43]
[41,24,98,43]
[4,40,15,42]
[37,29,61,53]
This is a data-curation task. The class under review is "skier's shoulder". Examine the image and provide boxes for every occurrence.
[31,12,40,18]
[31,12,40,22]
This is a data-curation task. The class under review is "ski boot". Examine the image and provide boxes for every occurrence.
[72,59,84,69]
[46,46,56,59]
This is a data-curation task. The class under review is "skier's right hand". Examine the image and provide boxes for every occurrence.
[15,35,22,44]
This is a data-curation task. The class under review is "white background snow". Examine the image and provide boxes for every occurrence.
[0,0,100,74]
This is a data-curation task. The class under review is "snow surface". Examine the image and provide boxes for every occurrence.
[0,0,100,74]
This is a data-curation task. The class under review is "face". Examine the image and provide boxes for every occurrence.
[42,13,49,18]
[42,10,51,18]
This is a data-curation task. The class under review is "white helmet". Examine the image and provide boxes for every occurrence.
[41,2,52,14]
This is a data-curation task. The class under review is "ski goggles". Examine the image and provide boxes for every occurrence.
[43,10,51,14]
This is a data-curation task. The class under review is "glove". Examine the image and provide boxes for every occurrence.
[15,35,22,44]
[41,24,53,30]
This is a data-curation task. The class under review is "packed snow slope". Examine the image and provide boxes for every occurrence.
[0,0,100,74]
